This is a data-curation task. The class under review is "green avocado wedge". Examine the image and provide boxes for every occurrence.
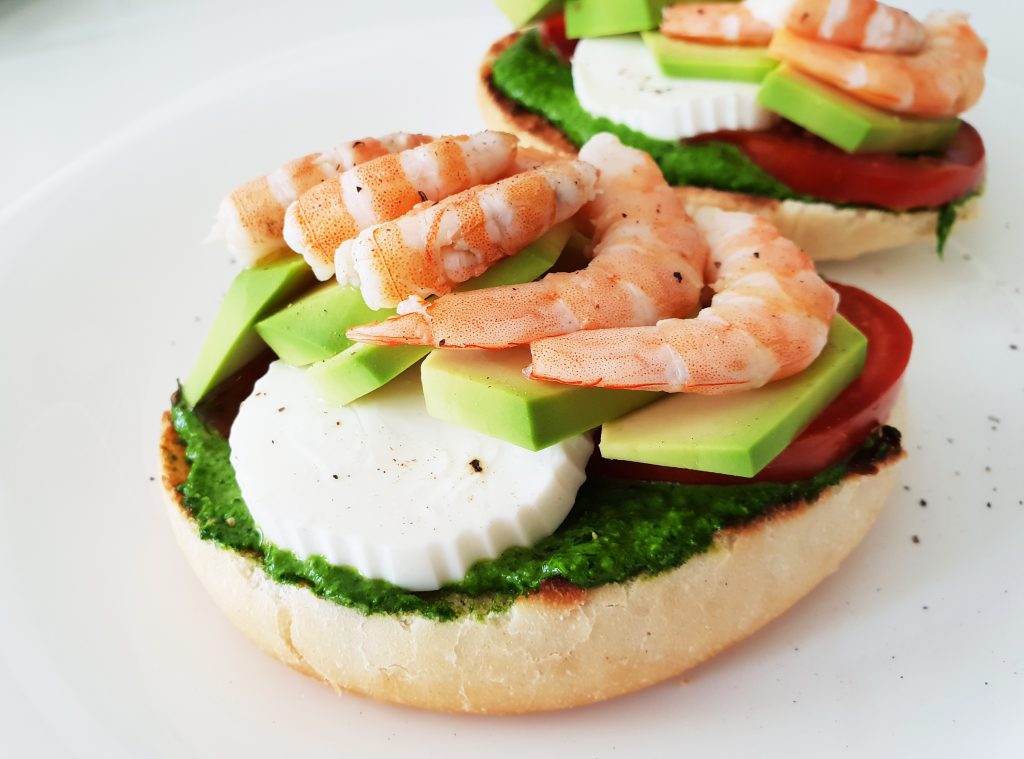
[421,346,656,451]
[758,65,962,154]
[642,31,777,83]
[182,256,315,407]
[564,0,739,38]
[565,0,673,39]
[308,222,573,407]
[494,0,564,27]
[254,284,384,366]
[599,315,867,477]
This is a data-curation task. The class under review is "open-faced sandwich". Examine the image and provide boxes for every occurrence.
[163,130,910,712]
[482,0,987,259]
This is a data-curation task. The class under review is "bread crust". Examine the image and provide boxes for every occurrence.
[477,33,979,262]
[159,394,905,713]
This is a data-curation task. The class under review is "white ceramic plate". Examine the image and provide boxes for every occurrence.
[1,20,1021,758]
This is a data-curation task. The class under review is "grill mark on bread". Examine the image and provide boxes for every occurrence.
[528,578,588,608]
[160,409,189,511]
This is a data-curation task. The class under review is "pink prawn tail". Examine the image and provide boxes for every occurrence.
[346,313,435,347]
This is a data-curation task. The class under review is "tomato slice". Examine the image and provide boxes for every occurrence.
[699,122,985,211]
[588,282,912,485]
[540,13,578,60]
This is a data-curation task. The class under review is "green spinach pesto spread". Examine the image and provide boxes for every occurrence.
[171,396,899,622]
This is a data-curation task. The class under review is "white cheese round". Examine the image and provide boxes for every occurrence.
[572,35,777,141]
[229,362,594,591]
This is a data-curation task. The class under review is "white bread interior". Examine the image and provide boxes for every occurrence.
[476,33,979,262]
[159,393,906,713]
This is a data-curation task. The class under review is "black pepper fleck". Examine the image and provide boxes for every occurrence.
[672,271,682,282]
[919,498,927,507]
[469,458,483,473]
[912,535,920,544]
[438,339,446,346]
[418,190,427,202]
[356,186,363,192]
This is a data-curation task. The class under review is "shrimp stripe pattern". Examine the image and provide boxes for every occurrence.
[662,3,775,46]
[282,132,518,280]
[346,133,707,348]
[338,159,598,310]
[770,11,987,117]
[786,0,927,54]
[663,1,928,54]
[525,207,838,394]
[212,132,432,265]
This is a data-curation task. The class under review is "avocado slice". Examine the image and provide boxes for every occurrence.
[308,222,573,406]
[641,31,777,83]
[495,0,564,27]
[565,0,674,39]
[421,346,656,450]
[255,284,384,366]
[182,256,315,406]
[758,64,962,154]
[599,315,867,477]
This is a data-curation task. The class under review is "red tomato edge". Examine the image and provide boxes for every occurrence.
[588,282,913,485]
[699,122,986,211]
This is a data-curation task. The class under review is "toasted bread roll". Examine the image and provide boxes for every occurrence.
[159,394,905,713]
[476,33,979,262]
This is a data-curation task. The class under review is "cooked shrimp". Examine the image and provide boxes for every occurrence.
[346,133,707,348]
[525,207,837,394]
[664,1,927,54]
[282,132,518,280]
[662,3,775,47]
[337,159,598,310]
[211,132,431,265]
[785,0,927,54]
[770,11,987,117]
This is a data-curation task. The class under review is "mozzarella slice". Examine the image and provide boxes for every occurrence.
[229,362,594,591]
[572,35,777,141]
